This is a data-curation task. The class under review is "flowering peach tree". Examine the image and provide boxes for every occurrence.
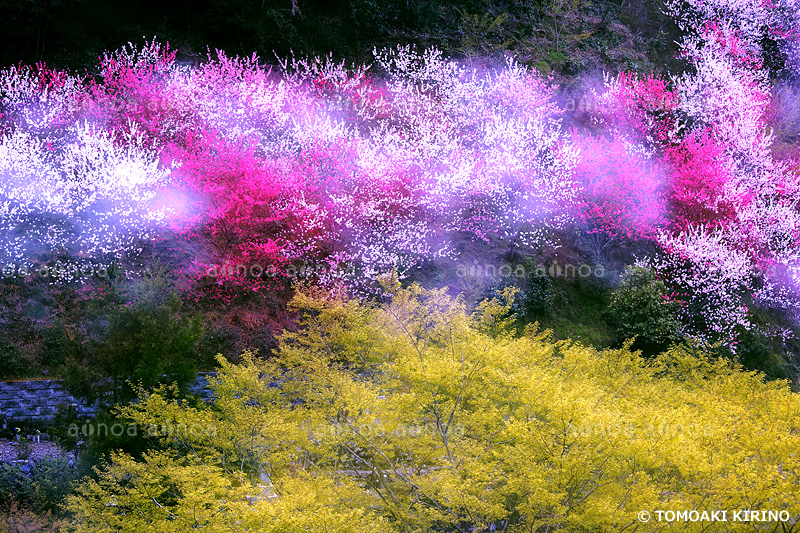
[2,0,800,349]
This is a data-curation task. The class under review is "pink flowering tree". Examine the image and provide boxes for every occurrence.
[596,71,682,148]
[573,135,666,240]
[637,0,800,348]
[567,0,800,350]
[665,129,740,229]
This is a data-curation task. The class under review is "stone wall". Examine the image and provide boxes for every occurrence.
[187,372,216,402]
[0,380,97,422]
[0,373,216,423]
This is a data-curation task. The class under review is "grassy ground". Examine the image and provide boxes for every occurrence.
[530,276,615,348]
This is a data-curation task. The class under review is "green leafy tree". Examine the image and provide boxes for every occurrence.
[607,264,682,355]
[62,287,203,407]
[526,271,553,315]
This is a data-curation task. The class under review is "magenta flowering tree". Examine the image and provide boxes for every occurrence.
[572,135,666,243]
[596,71,682,148]
[568,0,800,349]
[665,129,740,229]
[87,41,186,139]
[640,0,800,347]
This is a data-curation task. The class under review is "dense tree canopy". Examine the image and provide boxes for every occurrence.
[65,282,800,531]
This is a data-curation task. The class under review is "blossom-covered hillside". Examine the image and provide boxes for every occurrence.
[2,0,799,356]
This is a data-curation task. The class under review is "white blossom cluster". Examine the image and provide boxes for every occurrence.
[0,121,173,263]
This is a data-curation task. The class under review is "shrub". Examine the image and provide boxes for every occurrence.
[0,457,83,514]
[525,272,553,315]
[0,344,28,379]
[606,264,681,354]
[61,290,203,407]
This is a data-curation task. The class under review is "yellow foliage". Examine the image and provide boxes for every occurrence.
[65,283,800,531]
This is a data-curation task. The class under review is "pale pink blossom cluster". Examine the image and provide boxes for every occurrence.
[646,0,800,346]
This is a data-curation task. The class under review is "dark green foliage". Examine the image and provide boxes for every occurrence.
[525,272,553,315]
[0,343,28,378]
[0,0,681,78]
[536,275,615,348]
[196,325,240,368]
[40,322,81,369]
[723,305,800,382]
[41,404,152,472]
[0,274,87,378]
[61,283,203,406]
[453,9,513,57]
[606,265,681,356]
[0,457,86,513]
[735,327,789,381]
[80,410,152,461]
[48,404,84,451]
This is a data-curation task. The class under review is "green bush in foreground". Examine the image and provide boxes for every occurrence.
[61,290,202,407]
[0,457,84,514]
[65,282,800,532]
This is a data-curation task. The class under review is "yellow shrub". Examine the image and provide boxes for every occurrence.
[65,283,800,532]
